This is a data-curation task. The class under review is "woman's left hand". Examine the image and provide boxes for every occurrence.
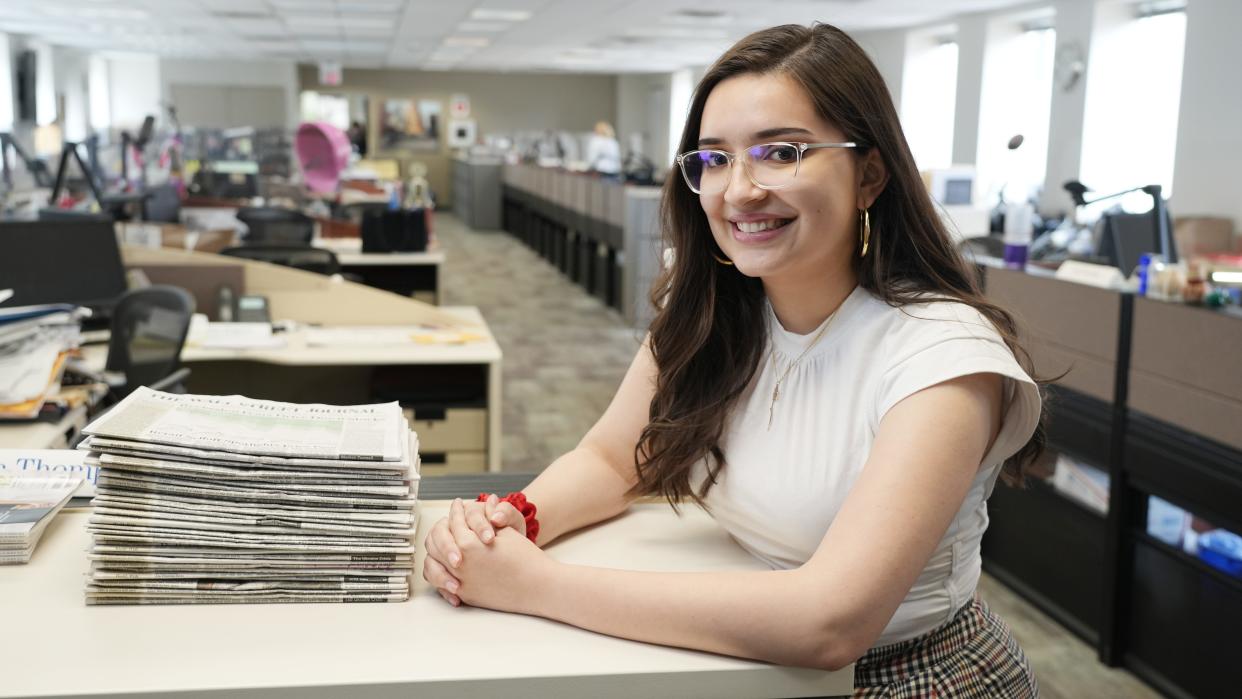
[442,498,558,614]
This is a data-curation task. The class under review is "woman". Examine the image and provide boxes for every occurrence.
[423,23,1043,697]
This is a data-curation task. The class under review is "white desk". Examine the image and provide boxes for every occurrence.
[76,309,503,473]
[316,238,445,304]
[0,501,852,699]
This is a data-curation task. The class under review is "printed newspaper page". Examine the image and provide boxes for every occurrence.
[83,387,405,461]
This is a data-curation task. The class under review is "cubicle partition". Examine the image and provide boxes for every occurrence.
[501,163,661,323]
[120,246,504,474]
[1117,299,1242,699]
[981,267,1124,643]
[452,158,503,230]
[980,265,1241,699]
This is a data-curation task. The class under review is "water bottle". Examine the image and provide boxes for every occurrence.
[1002,202,1033,270]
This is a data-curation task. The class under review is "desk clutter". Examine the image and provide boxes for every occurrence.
[78,387,419,605]
[0,304,91,421]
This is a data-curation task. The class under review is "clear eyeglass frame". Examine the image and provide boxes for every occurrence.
[675,141,859,194]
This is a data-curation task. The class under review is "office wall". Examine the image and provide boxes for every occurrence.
[0,33,14,130]
[53,47,89,142]
[106,53,162,131]
[1170,0,1242,229]
[852,28,907,114]
[616,73,672,175]
[162,59,298,131]
[297,66,617,206]
[952,15,989,166]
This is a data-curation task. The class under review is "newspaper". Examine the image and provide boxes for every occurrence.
[90,493,416,525]
[85,452,410,484]
[86,593,408,605]
[90,511,416,538]
[88,549,413,564]
[83,387,406,461]
[92,507,414,536]
[88,464,414,497]
[0,473,82,564]
[79,435,419,474]
[96,473,417,509]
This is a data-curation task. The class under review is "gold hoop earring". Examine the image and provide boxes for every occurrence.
[712,252,734,266]
[858,208,871,258]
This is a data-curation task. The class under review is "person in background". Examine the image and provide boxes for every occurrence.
[347,121,368,157]
[423,23,1046,697]
[585,121,622,179]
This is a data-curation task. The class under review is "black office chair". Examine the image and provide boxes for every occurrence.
[219,245,341,276]
[236,206,314,245]
[104,285,195,401]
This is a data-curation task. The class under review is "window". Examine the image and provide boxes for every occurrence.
[901,33,959,171]
[976,21,1056,207]
[1079,6,1187,216]
[0,34,12,130]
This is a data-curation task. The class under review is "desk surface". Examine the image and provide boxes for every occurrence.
[316,238,446,267]
[77,307,500,369]
[0,404,88,450]
[1,501,851,699]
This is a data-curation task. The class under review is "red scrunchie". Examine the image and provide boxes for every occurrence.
[476,491,539,543]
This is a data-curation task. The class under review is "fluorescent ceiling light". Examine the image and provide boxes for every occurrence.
[469,8,532,22]
[344,27,394,37]
[346,1,405,11]
[42,6,151,21]
[623,26,729,40]
[443,36,490,48]
[457,21,509,32]
[338,17,396,29]
[285,14,339,27]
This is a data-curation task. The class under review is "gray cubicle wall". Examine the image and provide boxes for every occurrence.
[1128,299,1242,451]
[622,188,664,328]
[452,158,503,230]
[984,267,1121,403]
[502,163,661,321]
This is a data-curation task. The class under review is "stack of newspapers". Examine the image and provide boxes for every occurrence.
[78,386,419,605]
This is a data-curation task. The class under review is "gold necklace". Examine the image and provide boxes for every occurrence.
[767,310,837,430]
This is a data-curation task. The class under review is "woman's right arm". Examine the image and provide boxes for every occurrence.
[423,338,657,598]
[521,335,657,543]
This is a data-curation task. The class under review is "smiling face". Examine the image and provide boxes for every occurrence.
[696,72,863,286]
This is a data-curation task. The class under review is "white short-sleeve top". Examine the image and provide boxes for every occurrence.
[690,285,1041,647]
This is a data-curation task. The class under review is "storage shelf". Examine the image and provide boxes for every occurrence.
[1133,530,1242,595]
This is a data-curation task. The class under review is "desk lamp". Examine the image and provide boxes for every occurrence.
[1062,180,1176,264]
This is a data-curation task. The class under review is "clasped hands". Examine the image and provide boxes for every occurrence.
[421,495,555,613]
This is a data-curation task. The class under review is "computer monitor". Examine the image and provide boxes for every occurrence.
[0,219,128,313]
[1095,205,1177,276]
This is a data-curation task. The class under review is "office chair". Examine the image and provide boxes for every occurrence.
[219,245,341,276]
[104,285,195,401]
[144,183,182,223]
[236,206,315,245]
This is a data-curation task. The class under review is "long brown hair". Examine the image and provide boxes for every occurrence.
[633,23,1048,507]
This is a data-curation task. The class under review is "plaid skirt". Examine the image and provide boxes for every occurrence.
[851,598,1038,698]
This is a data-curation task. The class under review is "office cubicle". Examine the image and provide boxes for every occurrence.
[981,266,1242,699]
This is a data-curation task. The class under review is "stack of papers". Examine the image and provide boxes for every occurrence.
[78,387,420,605]
[0,304,87,420]
[0,473,83,564]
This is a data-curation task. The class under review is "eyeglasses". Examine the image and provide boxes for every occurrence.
[675,141,859,195]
